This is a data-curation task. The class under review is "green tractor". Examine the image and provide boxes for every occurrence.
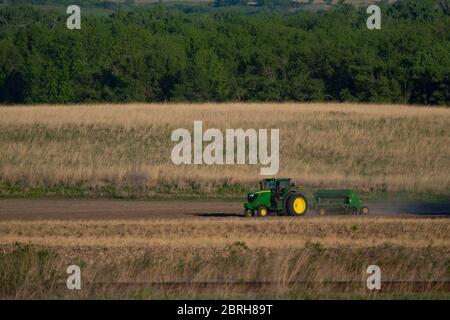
[244,178,308,217]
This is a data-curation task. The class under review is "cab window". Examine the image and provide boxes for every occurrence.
[262,180,277,190]
[279,180,290,191]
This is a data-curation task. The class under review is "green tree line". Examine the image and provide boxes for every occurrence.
[0,0,448,104]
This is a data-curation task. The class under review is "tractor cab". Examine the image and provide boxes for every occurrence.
[260,178,292,193]
[260,178,292,207]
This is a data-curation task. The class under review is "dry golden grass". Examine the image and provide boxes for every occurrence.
[1,216,449,299]
[0,103,449,196]
[0,217,449,251]
[2,103,448,298]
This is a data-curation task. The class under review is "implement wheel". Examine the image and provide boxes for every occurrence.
[257,206,270,217]
[318,208,326,216]
[286,194,308,217]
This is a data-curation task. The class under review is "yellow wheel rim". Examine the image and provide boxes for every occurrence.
[362,207,369,214]
[293,198,306,215]
[260,208,268,216]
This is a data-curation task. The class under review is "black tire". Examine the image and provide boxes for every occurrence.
[286,193,308,217]
[256,206,270,217]
[360,206,369,215]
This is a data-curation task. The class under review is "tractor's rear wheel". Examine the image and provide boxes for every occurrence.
[257,206,270,217]
[286,194,308,217]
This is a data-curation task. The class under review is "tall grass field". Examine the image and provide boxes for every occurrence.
[1,217,449,299]
[0,103,449,199]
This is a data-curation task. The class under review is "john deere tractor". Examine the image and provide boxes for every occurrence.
[244,178,308,217]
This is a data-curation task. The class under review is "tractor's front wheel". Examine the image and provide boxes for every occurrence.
[286,194,308,217]
[360,206,369,215]
[244,209,253,217]
[257,206,270,217]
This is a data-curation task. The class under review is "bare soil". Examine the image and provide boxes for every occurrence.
[0,199,448,221]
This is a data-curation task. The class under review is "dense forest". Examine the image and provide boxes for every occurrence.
[0,0,448,105]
